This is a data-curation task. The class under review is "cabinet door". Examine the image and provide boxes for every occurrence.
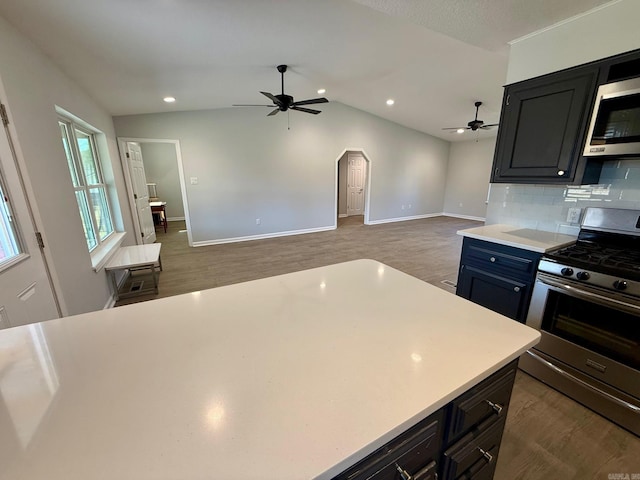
[492,67,598,183]
[457,265,529,322]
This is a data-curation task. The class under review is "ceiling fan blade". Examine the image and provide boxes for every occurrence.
[267,108,280,116]
[291,106,321,115]
[482,123,499,127]
[232,104,275,107]
[292,97,329,106]
[260,91,282,106]
[442,127,469,130]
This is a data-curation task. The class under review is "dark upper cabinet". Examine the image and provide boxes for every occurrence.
[491,65,600,184]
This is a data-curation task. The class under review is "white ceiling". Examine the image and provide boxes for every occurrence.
[0,0,614,141]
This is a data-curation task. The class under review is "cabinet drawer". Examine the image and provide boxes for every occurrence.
[334,412,442,480]
[464,243,536,276]
[441,417,506,480]
[446,364,517,444]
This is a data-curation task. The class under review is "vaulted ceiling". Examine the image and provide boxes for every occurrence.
[0,0,614,141]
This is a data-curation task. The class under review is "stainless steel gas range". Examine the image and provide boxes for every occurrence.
[521,207,640,436]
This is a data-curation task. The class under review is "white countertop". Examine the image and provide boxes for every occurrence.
[0,260,539,480]
[458,224,577,253]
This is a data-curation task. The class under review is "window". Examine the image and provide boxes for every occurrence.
[58,117,114,252]
[0,173,24,267]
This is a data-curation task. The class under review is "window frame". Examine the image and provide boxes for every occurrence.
[0,165,28,271]
[58,115,115,253]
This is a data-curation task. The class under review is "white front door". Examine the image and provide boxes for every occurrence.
[0,99,59,328]
[126,142,156,244]
[347,153,366,216]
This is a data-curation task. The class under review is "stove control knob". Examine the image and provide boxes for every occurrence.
[613,280,628,291]
[576,271,591,281]
[560,267,574,277]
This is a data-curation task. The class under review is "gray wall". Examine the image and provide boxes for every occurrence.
[443,137,496,219]
[140,143,185,220]
[114,103,450,244]
[488,0,640,233]
[0,16,136,315]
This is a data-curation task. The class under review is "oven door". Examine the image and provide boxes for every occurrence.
[526,272,640,399]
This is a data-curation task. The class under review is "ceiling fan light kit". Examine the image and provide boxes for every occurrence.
[443,101,499,133]
[233,64,329,117]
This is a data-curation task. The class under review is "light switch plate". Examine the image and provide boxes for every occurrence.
[190,177,198,185]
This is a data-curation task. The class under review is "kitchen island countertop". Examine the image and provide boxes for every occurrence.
[0,259,539,480]
[458,223,577,253]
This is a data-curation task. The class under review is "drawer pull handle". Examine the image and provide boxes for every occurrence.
[486,400,503,414]
[395,463,413,480]
[490,256,496,262]
[478,447,494,463]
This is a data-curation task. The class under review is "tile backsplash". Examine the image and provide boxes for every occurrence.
[485,159,640,235]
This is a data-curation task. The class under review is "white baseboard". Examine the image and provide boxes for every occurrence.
[367,213,442,225]
[338,213,348,218]
[442,213,486,222]
[167,217,185,222]
[193,225,336,247]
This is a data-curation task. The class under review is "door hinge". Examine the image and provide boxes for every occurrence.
[35,231,45,249]
[134,193,137,200]
[0,103,9,126]
[140,231,144,238]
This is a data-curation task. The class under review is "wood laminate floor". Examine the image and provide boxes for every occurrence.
[117,216,640,478]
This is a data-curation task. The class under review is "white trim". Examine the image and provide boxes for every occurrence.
[103,295,116,309]
[509,0,622,45]
[91,231,126,272]
[167,216,185,222]
[117,137,193,247]
[367,213,442,225]
[338,214,348,218]
[442,213,486,222]
[334,148,372,227]
[193,225,335,247]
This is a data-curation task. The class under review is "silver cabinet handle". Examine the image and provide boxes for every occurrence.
[490,257,496,263]
[514,286,520,292]
[558,170,565,176]
[395,460,437,480]
[478,447,494,463]
[486,399,503,414]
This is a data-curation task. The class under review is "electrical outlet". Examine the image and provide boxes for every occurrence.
[566,207,582,224]
[401,205,405,210]
[190,177,198,185]
[408,204,412,209]
[256,218,261,225]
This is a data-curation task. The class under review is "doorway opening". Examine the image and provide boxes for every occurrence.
[335,149,371,227]
[117,138,192,246]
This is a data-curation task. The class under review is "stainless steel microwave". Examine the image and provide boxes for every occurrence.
[583,76,640,157]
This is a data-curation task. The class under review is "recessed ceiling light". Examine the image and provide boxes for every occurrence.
[317,88,326,95]
[456,128,465,134]
[163,96,176,103]
[386,99,395,106]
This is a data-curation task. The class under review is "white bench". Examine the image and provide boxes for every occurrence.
[105,243,162,301]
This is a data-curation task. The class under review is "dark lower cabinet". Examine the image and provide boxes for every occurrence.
[333,361,518,480]
[456,238,541,324]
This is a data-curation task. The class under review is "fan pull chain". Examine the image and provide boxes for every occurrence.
[288,110,290,130]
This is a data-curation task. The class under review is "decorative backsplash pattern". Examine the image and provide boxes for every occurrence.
[486,159,640,235]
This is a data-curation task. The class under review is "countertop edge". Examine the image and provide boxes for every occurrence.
[457,224,577,253]
[315,334,540,480]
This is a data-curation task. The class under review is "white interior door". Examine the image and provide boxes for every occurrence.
[347,153,366,216]
[126,142,156,244]
[0,101,59,328]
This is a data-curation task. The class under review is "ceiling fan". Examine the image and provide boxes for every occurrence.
[442,101,498,132]
[233,65,329,116]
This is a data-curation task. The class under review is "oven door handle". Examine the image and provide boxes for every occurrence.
[538,275,640,316]
[525,350,640,414]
